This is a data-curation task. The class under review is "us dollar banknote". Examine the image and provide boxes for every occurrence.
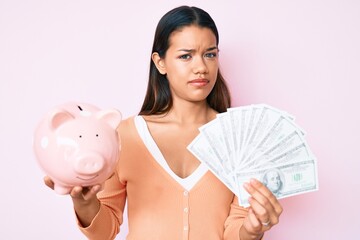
[236,159,318,206]
[187,104,319,206]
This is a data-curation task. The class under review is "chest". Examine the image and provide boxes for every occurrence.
[149,124,201,178]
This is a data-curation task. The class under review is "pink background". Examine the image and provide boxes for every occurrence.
[1,0,359,239]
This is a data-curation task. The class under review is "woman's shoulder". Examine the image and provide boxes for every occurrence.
[140,114,167,123]
[121,115,136,124]
[116,115,137,133]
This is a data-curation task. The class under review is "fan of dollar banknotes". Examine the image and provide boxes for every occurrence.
[187,104,319,206]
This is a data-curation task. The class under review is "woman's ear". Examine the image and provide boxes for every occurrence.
[152,52,167,75]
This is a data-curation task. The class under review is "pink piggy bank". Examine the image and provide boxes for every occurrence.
[33,102,122,194]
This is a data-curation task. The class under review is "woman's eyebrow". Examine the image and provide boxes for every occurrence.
[207,46,218,51]
[177,49,194,53]
[177,46,218,52]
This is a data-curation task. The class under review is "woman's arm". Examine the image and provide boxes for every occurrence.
[44,170,127,240]
[76,171,127,240]
[240,179,282,240]
[70,184,101,228]
[224,179,282,240]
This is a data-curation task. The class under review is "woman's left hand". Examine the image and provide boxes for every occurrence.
[239,178,283,240]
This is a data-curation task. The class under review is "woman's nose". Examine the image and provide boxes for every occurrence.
[192,56,208,74]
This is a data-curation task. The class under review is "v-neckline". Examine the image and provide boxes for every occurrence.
[134,115,208,191]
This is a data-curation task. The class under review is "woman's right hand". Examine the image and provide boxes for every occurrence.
[43,176,102,227]
[43,176,102,201]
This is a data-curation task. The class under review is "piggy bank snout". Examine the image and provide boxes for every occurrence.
[74,153,105,175]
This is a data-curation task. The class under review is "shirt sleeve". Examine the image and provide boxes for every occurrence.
[223,195,248,240]
[223,196,265,240]
[77,170,127,240]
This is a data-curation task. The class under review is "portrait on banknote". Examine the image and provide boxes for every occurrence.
[262,168,284,197]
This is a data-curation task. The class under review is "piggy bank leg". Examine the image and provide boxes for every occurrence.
[54,184,72,195]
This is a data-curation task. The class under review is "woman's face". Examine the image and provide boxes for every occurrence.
[155,25,219,104]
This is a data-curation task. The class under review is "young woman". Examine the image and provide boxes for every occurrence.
[45,5,282,240]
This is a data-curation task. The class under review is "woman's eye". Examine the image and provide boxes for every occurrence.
[179,54,191,60]
[205,52,217,58]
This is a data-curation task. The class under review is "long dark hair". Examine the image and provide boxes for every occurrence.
[139,6,231,115]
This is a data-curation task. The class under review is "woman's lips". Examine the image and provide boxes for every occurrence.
[188,78,209,87]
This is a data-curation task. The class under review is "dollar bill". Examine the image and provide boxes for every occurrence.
[236,158,318,206]
[239,105,298,163]
[187,133,238,195]
[244,130,311,170]
[199,118,233,171]
[217,112,236,162]
[241,115,305,169]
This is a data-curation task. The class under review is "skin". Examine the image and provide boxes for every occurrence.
[149,25,219,178]
[45,25,282,239]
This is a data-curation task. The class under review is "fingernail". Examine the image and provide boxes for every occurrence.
[250,178,259,185]
[92,185,101,192]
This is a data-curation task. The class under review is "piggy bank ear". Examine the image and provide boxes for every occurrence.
[96,109,122,129]
[48,109,75,130]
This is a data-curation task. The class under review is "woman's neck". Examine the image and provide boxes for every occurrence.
[164,100,216,125]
